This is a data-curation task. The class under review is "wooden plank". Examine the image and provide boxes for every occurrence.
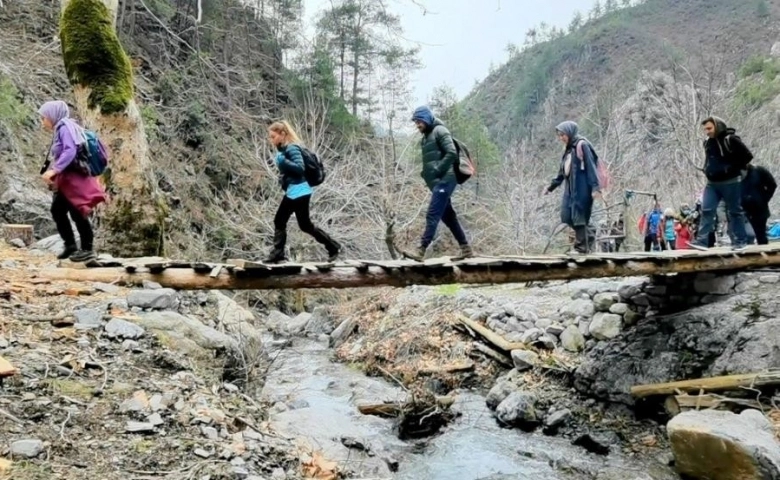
[631,371,780,398]
[419,361,474,375]
[455,316,526,353]
[673,394,763,410]
[209,265,223,278]
[0,355,17,378]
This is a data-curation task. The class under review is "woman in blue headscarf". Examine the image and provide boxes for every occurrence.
[545,121,601,254]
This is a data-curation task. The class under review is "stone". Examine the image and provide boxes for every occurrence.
[735,279,761,294]
[559,299,595,319]
[120,391,150,413]
[10,439,44,458]
[589,313,622,340]
[305,307,335,335]
[623,309,643,326]
[209,292,261,341]
[644,284,667,296]
[330,318,357,348]
[142,280,163,290]
[486,381,516,410]
[759,274,780,284]
[284,312,311,336]
[495,392,538,431]
[545,323,565,336]
[577,318,591,338]
[1,259,17,268]
[126,421,155,433]
[668,409,780,480]
[516,308,539,323]
[535,318,553,330]
[193,448,211,458]
[9,238,25,248]
[630,293,650,307]
[694,274,736,295]
[772,41,780,58]
[133,311,235,355]
[127,289,179,310]
[147,413,164,427]
[545,408,572,428]
[609,303,629,315]
[592,292,619,312]
[504,317,524,333]
[105,318,145,340]
[511,350,539,372]
[93,282,121,294]
[122,340,141,352]
[561,325,586,352]
[201,426,220,440]
[534,335,557,350]
[618,284,641,301]
[265,310,292,331]
[73,308,103,329]
[520,328,543,344]
[572,431,619,455]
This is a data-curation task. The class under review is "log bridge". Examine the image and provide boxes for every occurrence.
[38,244,780,290]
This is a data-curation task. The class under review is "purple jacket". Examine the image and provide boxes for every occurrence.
[50,124,78,174]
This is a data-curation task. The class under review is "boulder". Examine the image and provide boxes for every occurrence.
[589,313,622,340]
[209,292,262,340]
[560,325,585,352]
[127,289,179,310]
[10,439,45,458]
[105,318,145,340]
[520,328,543,344]
[668,409,780,480]
[305,307,336,335]
[559,299,595,320]
[693,274,736,295]
[593,292,619,312]
[609,303,629,315]
[133,311,235,356]
[510,350,539,372]
[495,392,538,431]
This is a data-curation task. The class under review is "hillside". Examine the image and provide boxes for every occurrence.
[455,0,780,250]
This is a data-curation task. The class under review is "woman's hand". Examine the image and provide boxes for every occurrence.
[41,170,56,184]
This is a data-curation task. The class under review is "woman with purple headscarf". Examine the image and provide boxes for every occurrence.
[39,100,106,262]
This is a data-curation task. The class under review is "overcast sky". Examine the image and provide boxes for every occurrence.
[303,0,599,107]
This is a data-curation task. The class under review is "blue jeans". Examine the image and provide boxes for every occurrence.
[694,181,748,246]
[421,180,469,248]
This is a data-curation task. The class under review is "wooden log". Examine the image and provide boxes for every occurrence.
[39,245,780,290]
[456,316,526,353]
[1,224,33,246]
[419,361,474,375]
[631,371,780,398]
[470,342,513,367]
[358,396,454,418]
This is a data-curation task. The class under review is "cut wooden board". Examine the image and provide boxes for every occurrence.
[0,355,17,377]
[631,371,780,398]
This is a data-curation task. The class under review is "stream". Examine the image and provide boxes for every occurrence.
[260,338,678,480]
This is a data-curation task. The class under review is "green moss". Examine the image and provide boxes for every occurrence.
[0,76,27,125]
[435,284,462,296]
[101,190,168,256]
[60,0,134,114]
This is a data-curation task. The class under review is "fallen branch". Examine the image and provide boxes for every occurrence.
[418,361,474,375]
[631,371,780,398]
[470,342,512,367]
[454,316,526,354]
[0,408,25,425]
[358,396,454,418]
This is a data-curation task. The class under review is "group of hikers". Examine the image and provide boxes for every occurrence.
[38,97,775,262]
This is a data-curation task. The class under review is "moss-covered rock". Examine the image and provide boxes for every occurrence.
[60,0,133,114]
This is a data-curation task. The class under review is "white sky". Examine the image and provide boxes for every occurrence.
[303,0,599,106]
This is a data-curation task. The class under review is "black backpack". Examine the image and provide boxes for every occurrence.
[286,145,326,186]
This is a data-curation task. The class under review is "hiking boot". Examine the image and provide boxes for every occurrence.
[263,231,287,263]
[327,246,341,262]
[57,244,78,260]
[69,250,96,263]
[401,245,427,262]
[452,244,474,261]
[263,250,286,264]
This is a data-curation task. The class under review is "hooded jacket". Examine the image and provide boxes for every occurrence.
[419,118,458,188]
[702,117,753,182]
[741,164,777,215]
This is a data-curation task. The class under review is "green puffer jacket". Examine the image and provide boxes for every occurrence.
[420,119,458,189]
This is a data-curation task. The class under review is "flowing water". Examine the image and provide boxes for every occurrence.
[261,338,678,480]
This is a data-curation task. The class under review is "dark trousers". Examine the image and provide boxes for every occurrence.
[665,239,676,250]
[51,193,93,250]
[421,180,468,248]
[272,195,339,253]
[747,211,769,245]
[695,181,748,246]
[644,233,660,252]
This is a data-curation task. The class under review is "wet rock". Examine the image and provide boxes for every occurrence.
[593,292,619,312]
[127,289,179,310]
[589,313,622,340]
[668,409,780,480]
[543,408,572,434]
[735,279,760,294]
[73,308,103,329]
[10,439,44,458]
[495,392,538,431]
[572,431,619,455]
[759,274,779,284]
[285,312,311,336]
[559,299,595,319]
[105,318,145,340]
[693,274,736,295]
[561,325,585,352]
[511,350,539,372]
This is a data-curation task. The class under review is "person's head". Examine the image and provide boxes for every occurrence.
[38,100,70,132]
[555,121,578,146]
[700,116,728,139]
[411,106,434,133]
[664,208,675,218]
[268,121,301,148]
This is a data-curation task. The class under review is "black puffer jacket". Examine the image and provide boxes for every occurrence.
[703,117,753,182]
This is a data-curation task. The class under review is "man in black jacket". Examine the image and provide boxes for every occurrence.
[742,164,777,245]
[688,117,751,251]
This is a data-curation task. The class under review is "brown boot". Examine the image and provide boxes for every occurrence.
[401,245,427,261]
[452,244,474,261]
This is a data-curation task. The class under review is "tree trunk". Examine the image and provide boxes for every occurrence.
[60,0,167,257]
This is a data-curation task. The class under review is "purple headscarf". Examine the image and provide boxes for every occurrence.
[38,100,85,146]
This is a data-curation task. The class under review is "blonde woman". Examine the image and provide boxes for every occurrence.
[264,121,340,263]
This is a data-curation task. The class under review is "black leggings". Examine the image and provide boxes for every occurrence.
[51,193,93,250]
[274,195,338,252]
